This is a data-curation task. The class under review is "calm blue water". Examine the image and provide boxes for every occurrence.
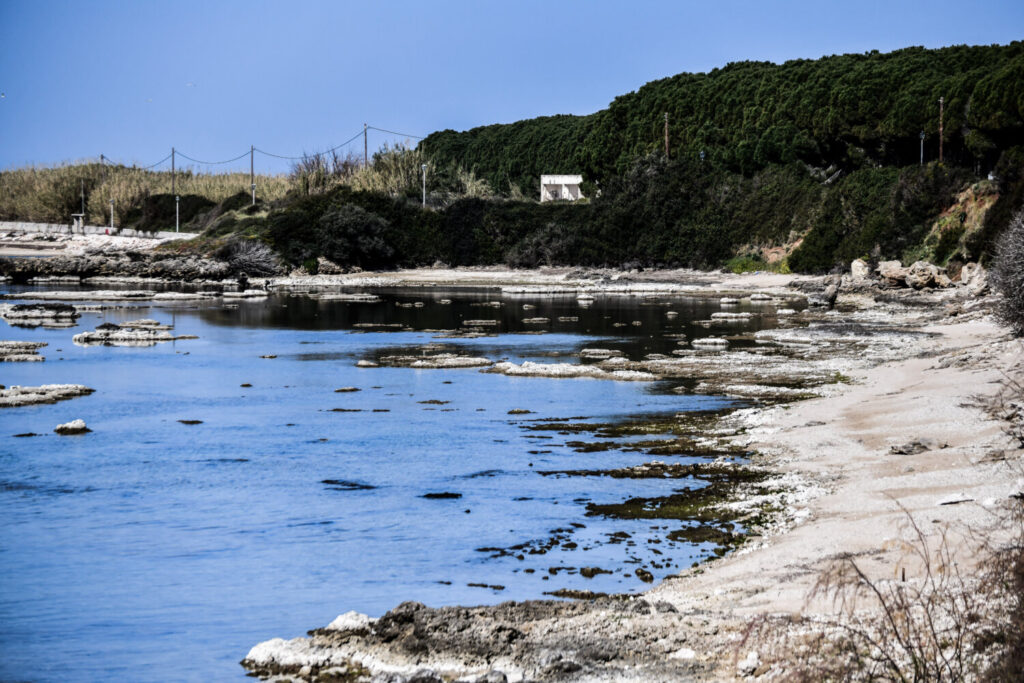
[0,287,774,681]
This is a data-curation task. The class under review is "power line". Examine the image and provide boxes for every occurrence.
[256,129,365,161]
[175,150,251,165]
[368,125,424,140]
[98,123,425,169]
[102,152,173,170]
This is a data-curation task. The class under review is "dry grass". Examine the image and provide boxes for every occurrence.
[746,501,1022,681]
[0,162,289,226]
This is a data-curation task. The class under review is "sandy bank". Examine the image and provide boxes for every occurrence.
[239,281,1021,682]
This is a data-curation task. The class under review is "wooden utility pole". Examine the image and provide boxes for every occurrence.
[664,113,669,159]
[171,147,176,196]
[364,123,368,168]
[938,97,944,163]
[250,145,255,206]
[100,154,106,183]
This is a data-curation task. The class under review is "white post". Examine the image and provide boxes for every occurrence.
[421,164,427,207]
[109,199,114,229]
[175,195,180,233]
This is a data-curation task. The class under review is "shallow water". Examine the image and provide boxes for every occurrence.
[0,286,786,681]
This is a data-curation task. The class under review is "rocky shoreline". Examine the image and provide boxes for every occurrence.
[235,266,1020,682]
[2,246,1018,681]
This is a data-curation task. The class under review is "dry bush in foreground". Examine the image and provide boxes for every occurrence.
[748,499,1023,682]
[218,239,281,277]
[991,208,1024,337]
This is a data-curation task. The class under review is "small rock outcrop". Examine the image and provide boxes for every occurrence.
[905,260,939,289]
[73,321,197,347]
[0,302,80,328]
[850,258,870,281]
[0,341,47,362]
[0,384,95,407]
[877,260,909,287]
[960,262,989,295]
[54,419,90,435]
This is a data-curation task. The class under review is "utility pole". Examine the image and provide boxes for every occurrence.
[250,145,256,206]
[80,179,85,214]
[109,199,114,230]
[364,123,368,169]
[663,112,669,159]
[171,147,176,196]
[100,154,106,183]
[421,163,427,208]
[919,131,925,166]
[938,97,944,164]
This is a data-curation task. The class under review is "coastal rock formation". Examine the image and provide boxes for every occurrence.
[73,321,197,346]
[485,361,657,381]
[0,252,236,282]
[960,262,989,295]
[0,340,47,361]
[906,260,940,289]
[5,290,156,302]
[242,598,711,682]
[54,419,90,435]
[378,353,494,369]
[0,302,80,327]
[877,260,909,287]
[850,258,870,281]
[0,384,94,407]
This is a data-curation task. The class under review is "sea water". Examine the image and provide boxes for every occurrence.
[0,286,780,680]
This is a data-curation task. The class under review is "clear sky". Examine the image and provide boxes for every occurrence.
[1,0,1022,174]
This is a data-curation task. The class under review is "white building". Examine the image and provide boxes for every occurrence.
[540,174,584,202]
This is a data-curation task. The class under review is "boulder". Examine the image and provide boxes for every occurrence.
[905,261,939,289]
[960,262,989,295]
[877,260,908,287]
[850,258,870,281]
[55,419,90,435]
[935,272,953,288]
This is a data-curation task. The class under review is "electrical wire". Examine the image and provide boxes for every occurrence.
[256,130,364,161]
[99,124,420,169]
[368,126,424,140]
[175,150,251,165]
[102,152,173,170]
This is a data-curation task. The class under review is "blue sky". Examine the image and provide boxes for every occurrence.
[1,0,1022,173]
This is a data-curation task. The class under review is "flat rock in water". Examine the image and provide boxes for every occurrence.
[0,384,94,408]
[485,361,656,381]
[0,340,47,362]
[0,303,80,328]
[316,293,381,302]
[378,353,493,369]
[73,321,196,347]
[4,290,156,301]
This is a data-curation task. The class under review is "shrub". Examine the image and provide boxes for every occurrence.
[992,208,1024,336]
[315,204,394,269]
[218,239,280,277]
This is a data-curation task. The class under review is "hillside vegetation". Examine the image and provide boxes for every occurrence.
[3,42,1023,273]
